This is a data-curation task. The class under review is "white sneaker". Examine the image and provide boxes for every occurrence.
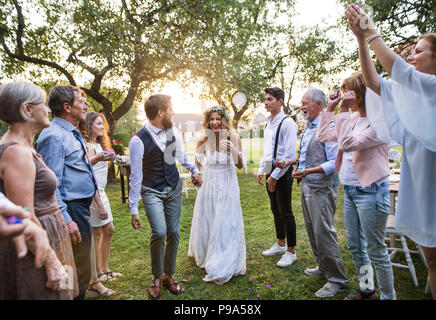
[262,243,287,256]
[315,282,346,298]
[276,251,297,267]
[304,266,323,276]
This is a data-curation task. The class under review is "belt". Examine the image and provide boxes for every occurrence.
[65,197,93,204]
[35,205,59,217]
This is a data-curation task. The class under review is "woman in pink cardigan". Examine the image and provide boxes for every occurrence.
[316,72,395,300]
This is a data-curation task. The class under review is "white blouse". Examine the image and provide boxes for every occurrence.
[366,56,436,247]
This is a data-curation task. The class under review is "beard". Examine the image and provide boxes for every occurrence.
[162,115,173,129]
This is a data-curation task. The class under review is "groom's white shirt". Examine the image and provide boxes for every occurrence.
[259,111,298,180]
[128,122,199,215]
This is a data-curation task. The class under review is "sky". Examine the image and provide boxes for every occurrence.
[164,0,344,115]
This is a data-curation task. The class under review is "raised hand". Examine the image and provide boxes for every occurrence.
[327,90,342,112]
[345,4,377,39]
[340,90,357,112]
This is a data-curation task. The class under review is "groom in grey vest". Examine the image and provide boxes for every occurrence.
[128,94,202,299]
[293,88,348,298]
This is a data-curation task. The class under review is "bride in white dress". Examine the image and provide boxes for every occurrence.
[188,106,246,285]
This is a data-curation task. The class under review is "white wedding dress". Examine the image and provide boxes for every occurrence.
[188,146,246,285]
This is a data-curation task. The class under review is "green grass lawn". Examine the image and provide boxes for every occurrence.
[94,164,430,300]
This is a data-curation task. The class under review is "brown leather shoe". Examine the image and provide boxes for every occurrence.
[344,289,378,300]
[163,276,184,295]
[148,277,161,299]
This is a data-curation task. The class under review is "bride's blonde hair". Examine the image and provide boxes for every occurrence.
[202,106,232,131]
[199,106,239,153]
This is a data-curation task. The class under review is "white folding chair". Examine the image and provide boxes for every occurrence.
[242,147,248,174]
[385,192,428,287]
[388,149,401,170]
[176,154,198,199]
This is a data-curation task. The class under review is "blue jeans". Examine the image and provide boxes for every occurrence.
[66,199,92,300]
[343,182,396,300]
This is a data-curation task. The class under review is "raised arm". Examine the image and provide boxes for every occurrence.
[346,4,398,77]
[335,113,385,152]
[317,111,338,143]
[36,134,69,224]
[231,134,244,170]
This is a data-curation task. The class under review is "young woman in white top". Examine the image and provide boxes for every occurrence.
[84,111,123,286]
[346,4,436,299]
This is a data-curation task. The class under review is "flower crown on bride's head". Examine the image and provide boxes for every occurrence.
[205,106,230,120]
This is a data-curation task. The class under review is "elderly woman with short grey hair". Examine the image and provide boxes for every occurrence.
[0,81,78,299]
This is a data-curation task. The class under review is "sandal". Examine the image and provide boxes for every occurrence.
[88,282,115,297]
[98,273,114,282]
[88,287,115,297]
[104,270,124,280]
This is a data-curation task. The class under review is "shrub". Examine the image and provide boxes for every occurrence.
[112,139,127,155]
[113,132,132,146]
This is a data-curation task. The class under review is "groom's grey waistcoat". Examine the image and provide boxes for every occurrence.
[303,131,334,188]
[135,127,179,192]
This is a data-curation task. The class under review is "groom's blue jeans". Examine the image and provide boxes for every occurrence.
[141,181,183,277]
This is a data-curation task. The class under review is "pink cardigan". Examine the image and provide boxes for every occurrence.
[316,111,389,188]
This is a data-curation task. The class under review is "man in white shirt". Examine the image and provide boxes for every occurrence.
[256,87,298,268]
[128,94,202,299]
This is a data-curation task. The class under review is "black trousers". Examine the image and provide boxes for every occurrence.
[266,169,296,248]
[66,198,93,300]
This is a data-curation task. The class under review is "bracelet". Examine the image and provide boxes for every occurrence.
[366,33,382,44]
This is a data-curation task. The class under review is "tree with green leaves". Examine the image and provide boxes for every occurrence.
[0,0,244,135]
[276,25,347,120]
[184,0,294,128]
[339,0,435,48]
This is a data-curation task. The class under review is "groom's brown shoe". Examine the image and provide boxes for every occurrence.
[148,277,161,299]
[163,275,184,295]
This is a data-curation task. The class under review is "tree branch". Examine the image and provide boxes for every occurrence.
[0,1,76,85]
[264,54,290,80]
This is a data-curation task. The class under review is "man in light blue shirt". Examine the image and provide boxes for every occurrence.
[36,85,107,300]
[297,110,337,177]
[292,88,348,298]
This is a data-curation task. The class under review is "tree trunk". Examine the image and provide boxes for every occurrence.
[107,119,117,183]
[232,110,242,130]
